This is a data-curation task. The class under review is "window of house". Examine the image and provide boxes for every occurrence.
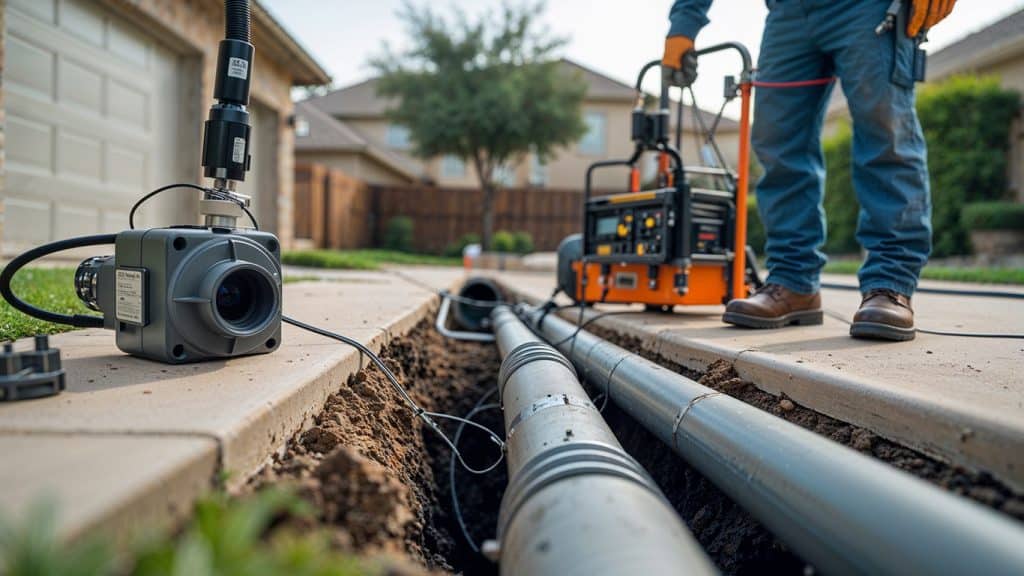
[386,124,412,150]
[494,163,517,187]
[579,111,607,156]
[529,152,548,187]
[442,155,466,178]
[294,116,310,137]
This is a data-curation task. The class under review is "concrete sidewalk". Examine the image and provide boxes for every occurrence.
[443,269,1024,492]
[0,267,466,540]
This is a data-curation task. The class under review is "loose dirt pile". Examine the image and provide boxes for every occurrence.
[250,321,504,575]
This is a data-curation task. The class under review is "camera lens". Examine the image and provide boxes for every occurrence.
[213,268,276,333]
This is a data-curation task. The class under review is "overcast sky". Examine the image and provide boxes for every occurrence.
[263,0,1024,118]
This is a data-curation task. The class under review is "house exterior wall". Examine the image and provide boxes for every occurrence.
[320,99,741,191]
[297,151,413,187]
[0,0,303,251]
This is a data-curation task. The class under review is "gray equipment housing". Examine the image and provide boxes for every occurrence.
[556,233,582,302]
[86,227,282,364]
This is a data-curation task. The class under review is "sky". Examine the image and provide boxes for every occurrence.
[262,0,1024,118]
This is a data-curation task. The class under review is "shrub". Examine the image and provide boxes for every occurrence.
[383,216,414,252]
[512,231,535,254]
[746,195,766,256]
[961,201,1024,231]
[491,230,516,253]
[917,75,1021,256]
[822,122,861,254]
[442,233,481,257]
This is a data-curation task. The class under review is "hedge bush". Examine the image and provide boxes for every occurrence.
[383,216,414,252]
[442,233,481,257]
[961,201,1024,231]
[491,230,517,253]
[808,75,1021,256]
[512,231,535,254]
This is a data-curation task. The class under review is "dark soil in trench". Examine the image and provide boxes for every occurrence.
[250,321,505,575]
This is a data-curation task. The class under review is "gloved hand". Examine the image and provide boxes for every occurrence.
[907,0,957,37]
[662,36,698,87]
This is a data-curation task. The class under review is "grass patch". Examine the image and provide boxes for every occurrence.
[282,250,460,270]
[0,490,378,576]
[823,261,1024,285]
[0,268,93,342]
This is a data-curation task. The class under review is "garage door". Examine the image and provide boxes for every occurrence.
[4,0,185,252]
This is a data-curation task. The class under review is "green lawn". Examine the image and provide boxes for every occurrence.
[282,249,460,270]
[823,261,1024,285]
[0,268,93,342]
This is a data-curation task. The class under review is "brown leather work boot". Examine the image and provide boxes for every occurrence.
[722,284,823,329]
[850,289,915,341]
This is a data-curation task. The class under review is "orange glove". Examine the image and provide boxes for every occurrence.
[907,0,957,37]
[663,36,695,69]
[663,36,697,87]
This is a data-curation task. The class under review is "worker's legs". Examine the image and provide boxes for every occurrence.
[751,2,834,295]
[816,1,932,297]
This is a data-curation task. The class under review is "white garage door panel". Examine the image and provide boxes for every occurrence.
[4,0,183,252]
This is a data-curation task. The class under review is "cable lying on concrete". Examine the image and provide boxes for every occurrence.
[488,305,717,576]
[520,305,1024,576]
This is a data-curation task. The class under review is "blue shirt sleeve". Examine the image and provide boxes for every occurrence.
[668,0,712,39]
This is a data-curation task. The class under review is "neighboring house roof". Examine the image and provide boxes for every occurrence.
[294,101,425,181]
[303,57,737,130]
[827,8,1024,120]
[254,1,331,86]
[927,8,1024,79]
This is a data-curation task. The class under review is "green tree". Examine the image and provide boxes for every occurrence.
[372,2,587,249]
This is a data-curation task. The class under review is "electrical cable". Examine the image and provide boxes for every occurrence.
[821,308,1024,339]
[448,387,503,554]
[128,183,259,231]
[819,281,1024,301]
[282,315,506,474]
[0,234,115,328]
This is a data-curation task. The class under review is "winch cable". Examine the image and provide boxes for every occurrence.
[0,234,114,328]
[821,308,1024,340]
[448,386,503,553]
[281,315,505,475]
[128,183,259,230]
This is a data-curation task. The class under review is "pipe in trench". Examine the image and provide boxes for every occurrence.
[520,305,1024,576]
[488,305,717,576]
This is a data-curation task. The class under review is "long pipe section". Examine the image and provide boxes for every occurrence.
[521,306,1024,576]
[489,305,716,576]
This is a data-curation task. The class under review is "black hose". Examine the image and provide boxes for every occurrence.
[224,0,251,42]
[0,234,115,328]
[819,281,1024,301]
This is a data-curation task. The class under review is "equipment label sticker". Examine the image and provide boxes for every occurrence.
[227,57,249,80]
[115,268,146,325]
[232,137,246,164]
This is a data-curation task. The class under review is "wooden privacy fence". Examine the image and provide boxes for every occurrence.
[370,185,583,252]
[294,163,373,249]
[294,163,584,252]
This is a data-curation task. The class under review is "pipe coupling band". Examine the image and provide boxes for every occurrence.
[498,341,575,401]
[497,441,664,539]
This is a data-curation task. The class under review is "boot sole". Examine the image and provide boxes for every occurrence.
[722,309,823,329]
[850,321,916,342]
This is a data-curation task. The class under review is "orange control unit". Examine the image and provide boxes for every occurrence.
[556,43,760,311]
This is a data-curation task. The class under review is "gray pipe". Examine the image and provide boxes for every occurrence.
[489,305,716,576]
[521,306,1024,576]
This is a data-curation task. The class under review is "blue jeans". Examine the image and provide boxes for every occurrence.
[753,0,931,297]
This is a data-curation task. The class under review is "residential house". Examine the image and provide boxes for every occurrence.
[296,58,740,192]
[0,0,330,255]
[823,8,1024,198]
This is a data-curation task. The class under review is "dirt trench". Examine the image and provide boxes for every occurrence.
[249,321,505,575]
[247,316,1024,576]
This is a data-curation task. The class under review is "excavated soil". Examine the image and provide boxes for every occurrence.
[250,321,504,575]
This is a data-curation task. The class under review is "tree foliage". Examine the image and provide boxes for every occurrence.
[371,1,587,248]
